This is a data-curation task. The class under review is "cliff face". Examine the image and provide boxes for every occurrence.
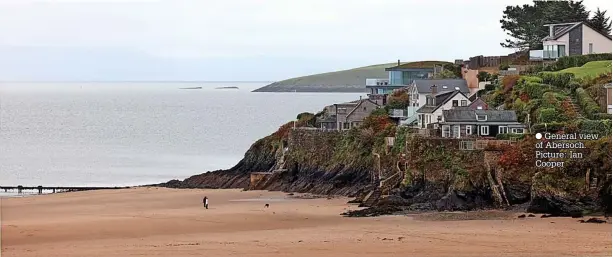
[160,119,611,217]
[160,127,372,196]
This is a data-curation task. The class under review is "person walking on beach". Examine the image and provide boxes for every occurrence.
[203,196,209,209]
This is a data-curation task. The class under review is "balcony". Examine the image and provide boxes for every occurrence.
[366,78,390,86]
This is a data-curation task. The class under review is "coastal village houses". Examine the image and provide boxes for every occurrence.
[535,21,612,60]
[317,98,380,131]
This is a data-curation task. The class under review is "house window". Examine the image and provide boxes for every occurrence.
[589,43,593,54]
[343,122,350,130]
[338,108,347,114]
[558,45,566,57]
[459,141,474,150]
[461,100,468,106]
[477,106,483,110]
[476,114,487,121]
[512,128,525,134]
[499,126,509,134]
[437,115,442,122]
[452,100,458,107]
[466,125,472,135]
[452,126,460,138]
[442,125,450,138]
[480,126,489,136]
[363,107,367,111]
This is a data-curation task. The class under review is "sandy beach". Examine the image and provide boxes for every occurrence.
[1,187,610,257]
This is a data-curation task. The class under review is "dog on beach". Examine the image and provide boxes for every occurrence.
[264,203,270,208]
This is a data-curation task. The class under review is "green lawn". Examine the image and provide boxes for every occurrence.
[558,60,612,79]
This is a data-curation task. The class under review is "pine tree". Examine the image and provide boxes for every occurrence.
[500,0,590,50]
[588,8,612,36]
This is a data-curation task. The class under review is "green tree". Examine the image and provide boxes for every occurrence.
[477,71,491,82]
[587,8,612,36]
[434,69,458,79]
[500,0,590,50]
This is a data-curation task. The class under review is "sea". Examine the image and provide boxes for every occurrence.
[0,82,364,191]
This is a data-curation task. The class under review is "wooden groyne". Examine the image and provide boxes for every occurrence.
[0,185,131,195]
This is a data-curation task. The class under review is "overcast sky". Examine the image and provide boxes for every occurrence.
[0,0,610,81]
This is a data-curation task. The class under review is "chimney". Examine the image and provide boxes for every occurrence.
[397,59,400,66]
[431,85,437,95]
[549,25,554,37]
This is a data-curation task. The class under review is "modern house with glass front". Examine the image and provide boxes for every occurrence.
[539,21,612,60]
[366,61,437,105]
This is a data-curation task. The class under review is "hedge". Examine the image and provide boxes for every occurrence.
[550,53,613,71]
[575,88,601,118]
[539,107,567,123]
[538,72,575,88]
[578,119,612,135]
[592,113,612,120]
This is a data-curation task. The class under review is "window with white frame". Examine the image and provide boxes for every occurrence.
[452,126,460,138]
[511,128,525,134]
[499,126,509,134]
[461,100,468,106]
[476,114,487,121]
[442,125,450,137]
[480,126,489,135]
[466,125,472,135]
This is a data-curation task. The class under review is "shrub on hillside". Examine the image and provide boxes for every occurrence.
[485,83,496,91]
[502,75,520,93]
[578,119,612,135]
[538,72,574,88]
[575,88,601,118]
[539,108,567,123]
[592,113,612,120]
[550,53,613,71]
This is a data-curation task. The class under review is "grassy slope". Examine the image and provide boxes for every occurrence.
[253,61,449,92]
[558,60,612,79]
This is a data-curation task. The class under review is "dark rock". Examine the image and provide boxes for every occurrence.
[409,202,435,211]
[517,214,526,218]
[571,213,584,218]
[579,217,607,224]
[504,183,531,204]
[377,195,411,207]
[527,194,589,217]
[341,206,403,217]
[528,214,535,217]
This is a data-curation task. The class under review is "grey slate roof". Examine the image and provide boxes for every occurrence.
[416,90,467,114]
[413,79,469,94]
[543,21,612,41]
[443,110,518,122]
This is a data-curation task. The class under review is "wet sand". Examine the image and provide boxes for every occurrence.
[1,187,610,257]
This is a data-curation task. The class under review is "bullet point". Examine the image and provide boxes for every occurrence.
[535,133,542,140]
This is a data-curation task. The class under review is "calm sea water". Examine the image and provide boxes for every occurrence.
[0,82,364,187]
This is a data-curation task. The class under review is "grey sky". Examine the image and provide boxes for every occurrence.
[0,0,610,81]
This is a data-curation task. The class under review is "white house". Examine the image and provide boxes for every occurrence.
[541,21,612,60]
[403,79,470,125]
[415,88,470,129]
